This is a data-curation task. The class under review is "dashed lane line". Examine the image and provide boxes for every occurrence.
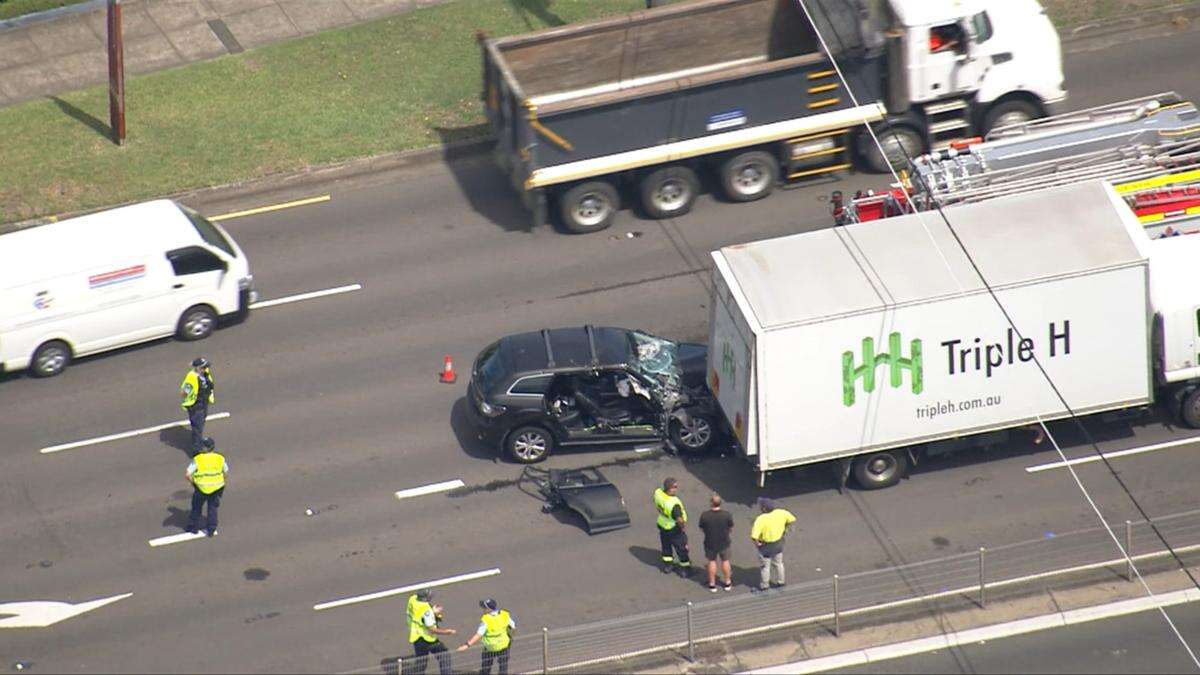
[39,412,231,454]
[395,479,465,500]
[148,531,210,548]
[313,569,501,611]
[1025,435,1200,473]
[249,284,362,310]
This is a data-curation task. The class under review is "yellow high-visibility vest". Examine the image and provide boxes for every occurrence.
[181,369,215,409]
[192,452,226,494]
[654,488,686,531]
[480,610,512,652]
[407,595,436,644]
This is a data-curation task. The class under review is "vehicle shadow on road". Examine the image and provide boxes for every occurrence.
[680,453,838,504]
[431,127,538,233]
[449,397,503,462]
[159,426,197,458]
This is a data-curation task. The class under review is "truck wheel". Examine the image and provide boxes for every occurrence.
[983,100,1040,135]
[177,305,217,341]
[852,450,909,489]
[861,125,923,174]
[507,426,553,463]
[558,181,619,234]
[718,151,778,202]
[639,165,700,219]
[31,340,72,378]
[670,412,716,454]
[1181,388,1200,429]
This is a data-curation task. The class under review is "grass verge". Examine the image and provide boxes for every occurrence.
[0,0,89,21]
[0,0,646,223]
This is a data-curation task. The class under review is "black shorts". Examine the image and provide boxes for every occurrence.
[705,546,731,562]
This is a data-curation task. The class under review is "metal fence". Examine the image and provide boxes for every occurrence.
[370,508,1200,675]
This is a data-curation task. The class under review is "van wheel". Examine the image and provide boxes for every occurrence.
[718,151,778,202]
[506,426,553,463]
[558,180,619,234]
[852,450,910,490]
[31,340,72,377]
[639,165,700,219]
[1180,388,1200,428]
[177,305,217,341]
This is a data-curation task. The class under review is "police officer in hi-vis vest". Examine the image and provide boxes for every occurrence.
[180,357,215,455]
[654,477,693,576]
[404,588,456,675]
[186,437,228,537]
[457,597,515,675]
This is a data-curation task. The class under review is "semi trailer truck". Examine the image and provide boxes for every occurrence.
[707,179,1200,488]
[478,0,1065,233]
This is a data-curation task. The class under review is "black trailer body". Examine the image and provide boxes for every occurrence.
[479,0,887,232]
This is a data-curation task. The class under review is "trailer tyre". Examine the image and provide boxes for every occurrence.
[718,151,778,202]
[861,125,924,174]
[506,425,554,463]
[639,165,700,219]
[1180,388,1200,429]
[31,340,72,378]
[558,181,619,234]
[177,305,217,341]
[852,450,909,490]
[983,100,1041,136]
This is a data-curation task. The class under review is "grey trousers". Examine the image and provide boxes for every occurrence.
[758,550,785,588]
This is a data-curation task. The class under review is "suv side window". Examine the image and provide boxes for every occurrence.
[508,374,552,396]
[167,246,225,276]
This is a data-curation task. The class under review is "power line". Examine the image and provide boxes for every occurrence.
[794,0,1200,666]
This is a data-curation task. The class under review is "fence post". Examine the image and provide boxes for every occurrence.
[686,601,695,662]
[542,626,549,675]
[978,547,987,609]
[1125,520,1133,582]
[833,574,840,637]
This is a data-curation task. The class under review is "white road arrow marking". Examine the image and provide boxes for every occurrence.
[0,593,132,628]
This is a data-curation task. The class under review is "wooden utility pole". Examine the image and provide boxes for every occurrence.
[106,0,125,144]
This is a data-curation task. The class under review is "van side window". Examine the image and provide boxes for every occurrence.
[167,246,225,276]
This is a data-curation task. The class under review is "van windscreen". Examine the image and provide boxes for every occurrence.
[182,206,237,258]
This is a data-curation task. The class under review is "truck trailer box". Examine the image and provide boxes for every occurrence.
[708,180,1152,473]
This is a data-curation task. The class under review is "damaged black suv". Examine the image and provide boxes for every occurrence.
[466,326,720,463]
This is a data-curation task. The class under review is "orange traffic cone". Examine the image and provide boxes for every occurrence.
[439,354,457,384]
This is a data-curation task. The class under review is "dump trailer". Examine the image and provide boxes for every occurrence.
[479,0,1065,233]
[708,179,1200,488]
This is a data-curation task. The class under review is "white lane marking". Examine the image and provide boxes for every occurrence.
[148,531,210,547]
[1025,435,1200,473]
[249,283,362,310]
[0,593,133,628]
[313,568,501,612]
[39,412,231,454]
[634,445,659,453]
[395,479,465,500]
[743,587,1200,674]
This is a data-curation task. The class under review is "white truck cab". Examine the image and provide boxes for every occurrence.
[865,0,1067,169]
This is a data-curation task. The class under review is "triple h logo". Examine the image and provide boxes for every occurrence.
[843,333,923,406]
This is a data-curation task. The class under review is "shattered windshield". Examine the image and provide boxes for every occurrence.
[630,331,681,388]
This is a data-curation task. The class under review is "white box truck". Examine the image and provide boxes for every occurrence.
[1,200,256,377]
[708,179,1200,488]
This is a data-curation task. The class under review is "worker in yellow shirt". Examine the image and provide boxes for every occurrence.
[457,598,515,675]
[750,497,796,592]
[405,589,456,674]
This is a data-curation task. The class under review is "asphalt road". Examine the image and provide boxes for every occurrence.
[3,30,1200,674]
[831,601,1200,674]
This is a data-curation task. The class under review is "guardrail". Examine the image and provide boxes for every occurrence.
[356,508,1200,675]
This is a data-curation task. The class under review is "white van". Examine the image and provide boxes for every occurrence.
[0,200,256,377]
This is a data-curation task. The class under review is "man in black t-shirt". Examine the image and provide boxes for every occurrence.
[698,494,734,592]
